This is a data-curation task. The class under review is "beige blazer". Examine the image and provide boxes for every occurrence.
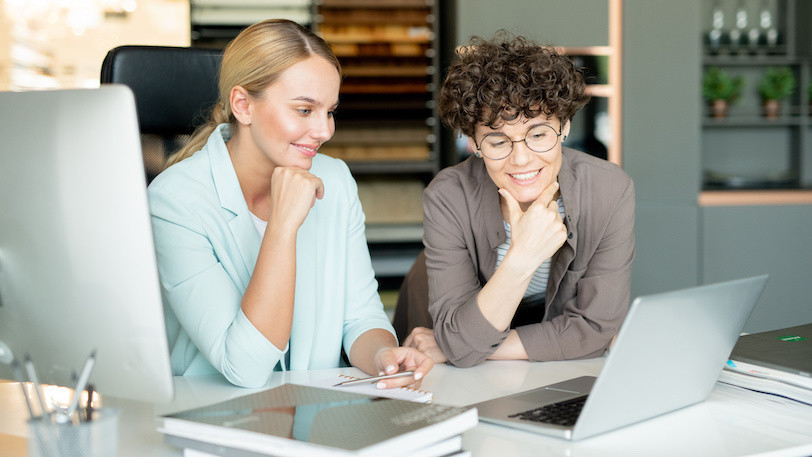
[419,148,635,367]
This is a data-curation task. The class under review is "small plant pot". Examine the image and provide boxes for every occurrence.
[710,99,729,118]
[762,99,781,118]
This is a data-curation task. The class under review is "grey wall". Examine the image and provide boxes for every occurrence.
[455,0,609,46]
[621,0,703,299]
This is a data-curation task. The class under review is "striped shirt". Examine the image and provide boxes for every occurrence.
[494,197,566,302]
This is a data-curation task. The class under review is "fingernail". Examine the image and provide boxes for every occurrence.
[377,382,386,389]
[414,372,423,380]
[378,371,385,376]
[386,365,395,373]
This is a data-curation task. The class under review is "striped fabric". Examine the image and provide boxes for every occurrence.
[495,197,566,301]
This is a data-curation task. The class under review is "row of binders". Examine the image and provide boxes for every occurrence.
[717,323,812,406]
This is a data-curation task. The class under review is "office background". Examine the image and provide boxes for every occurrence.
[2,0,810,334]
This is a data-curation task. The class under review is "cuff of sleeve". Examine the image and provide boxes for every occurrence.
[454,297,512,353]
[515,323,564,362]
[222,310,285,387]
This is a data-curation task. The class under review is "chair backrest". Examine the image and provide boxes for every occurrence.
[100,45,223,183]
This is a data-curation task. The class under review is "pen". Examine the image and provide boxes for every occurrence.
[333,371,415,387]
[11,359,36,419]
[62,350,96,424]
[85,383,95,422]
[24,355,50,420]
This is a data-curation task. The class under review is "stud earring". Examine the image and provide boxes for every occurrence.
[562,135,568,142]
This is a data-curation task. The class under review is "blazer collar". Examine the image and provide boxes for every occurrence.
[206,124,261,275]
[558,148,580,236]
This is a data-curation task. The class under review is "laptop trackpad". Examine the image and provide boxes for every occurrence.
[512,376,596,404]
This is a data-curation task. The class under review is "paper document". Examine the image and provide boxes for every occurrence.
[302,374,432,403]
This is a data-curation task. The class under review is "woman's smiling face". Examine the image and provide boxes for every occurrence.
[244,55,341,171]
[470,115,569,211]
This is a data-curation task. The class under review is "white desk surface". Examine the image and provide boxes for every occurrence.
[2,358,812,457]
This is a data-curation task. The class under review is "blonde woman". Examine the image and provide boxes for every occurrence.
[149,19,432,388]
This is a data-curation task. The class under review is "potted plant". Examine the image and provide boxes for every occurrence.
[702,67,744,118]
[758,66,796,118]
[808,79,812,115]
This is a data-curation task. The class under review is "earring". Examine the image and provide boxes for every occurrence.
[474,151,482,158]
[562,135,568,142]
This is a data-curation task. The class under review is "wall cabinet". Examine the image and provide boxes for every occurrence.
[700,0,812,203]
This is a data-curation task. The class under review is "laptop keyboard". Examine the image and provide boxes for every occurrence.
[508,395,588,426]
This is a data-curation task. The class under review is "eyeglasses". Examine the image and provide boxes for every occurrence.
[474,123,563,160]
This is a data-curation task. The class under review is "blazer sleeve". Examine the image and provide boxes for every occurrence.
[423,185,512,367]
[149,184,282,388]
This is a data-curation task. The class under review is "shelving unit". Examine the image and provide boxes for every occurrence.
[313,0,442,279]
[190,0,313,48]
[700,0,812,205]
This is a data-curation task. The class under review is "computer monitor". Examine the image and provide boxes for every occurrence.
[0,85,174,402]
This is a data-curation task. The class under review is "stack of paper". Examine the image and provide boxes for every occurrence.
[157,383,477,457]
[716,323,812,406]
[301,374,433,403]
[719,360,812,406]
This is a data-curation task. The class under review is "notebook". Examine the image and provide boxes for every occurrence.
[158,383,477,457]
[729,323,812,378]
[303,374,433,403]
[473,274,768,441]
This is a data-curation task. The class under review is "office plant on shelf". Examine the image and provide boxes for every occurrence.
[758,66,795,118]
[702,67,743,119]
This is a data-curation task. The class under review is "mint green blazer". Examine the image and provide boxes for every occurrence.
[148,125,394,388]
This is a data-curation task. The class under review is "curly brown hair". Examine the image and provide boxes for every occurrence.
[438,31,590,139]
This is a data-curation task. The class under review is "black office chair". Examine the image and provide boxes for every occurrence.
[100,45,223,183]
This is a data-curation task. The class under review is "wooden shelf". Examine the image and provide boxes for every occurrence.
[317,0,430,7]
[702,116,807,127]
[703,53,795,66]
[316,9,430,25]
[320,33,432,44]
[699,190,812,206]
[340,83,430,94]
[342,65,430,77]
[346,160,438,175]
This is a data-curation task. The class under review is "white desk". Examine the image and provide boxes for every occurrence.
[2,359,812,457]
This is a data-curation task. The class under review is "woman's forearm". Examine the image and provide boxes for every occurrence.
[349,328,399,375]
[241,225,298,350]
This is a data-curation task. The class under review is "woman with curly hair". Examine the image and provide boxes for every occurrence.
[397,32,636,367]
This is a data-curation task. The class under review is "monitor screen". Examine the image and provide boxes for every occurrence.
[0,86,174,402]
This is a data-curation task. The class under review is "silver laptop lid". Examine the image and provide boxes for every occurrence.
[572,275,767,440]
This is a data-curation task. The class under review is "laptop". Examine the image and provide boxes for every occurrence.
[729,322,812,377]
[473,275,769,441]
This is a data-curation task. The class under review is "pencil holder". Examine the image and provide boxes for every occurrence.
[27,408,120,457]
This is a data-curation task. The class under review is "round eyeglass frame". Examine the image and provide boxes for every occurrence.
[473,123,563,160]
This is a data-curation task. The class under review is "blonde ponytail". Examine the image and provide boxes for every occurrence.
[163,19,340,170]
[164,101,231,168]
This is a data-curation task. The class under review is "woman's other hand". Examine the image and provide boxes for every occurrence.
[402,327,448,364]
[499,181,567,270]
[269,166,324,231]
